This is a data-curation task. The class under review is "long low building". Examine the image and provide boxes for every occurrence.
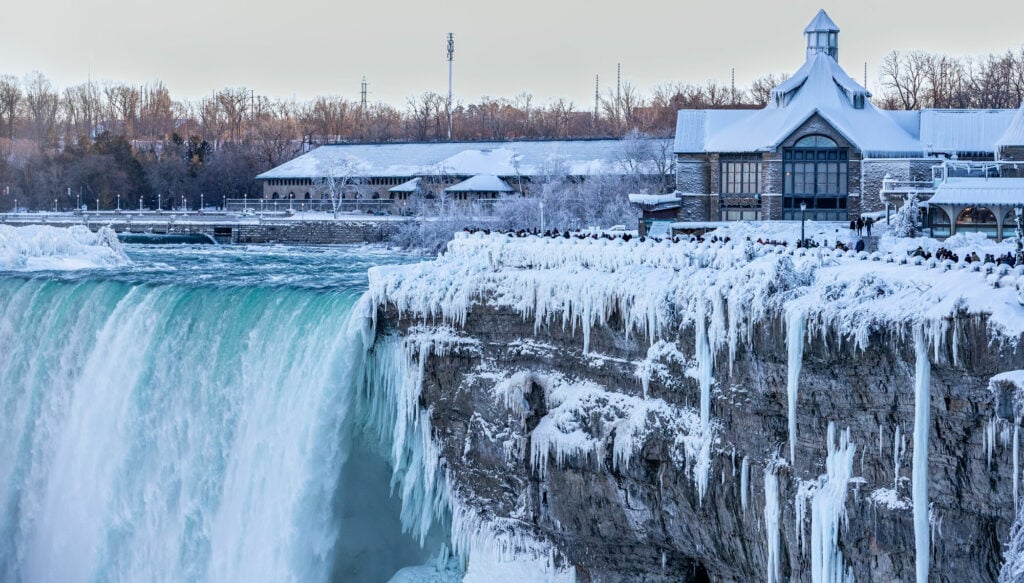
[255,138,671,205]
[669,10,1024,228]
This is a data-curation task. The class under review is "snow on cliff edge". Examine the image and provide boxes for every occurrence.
[369,231,1024,351]
[0,225,130,271]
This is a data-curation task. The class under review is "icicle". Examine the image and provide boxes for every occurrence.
[894,424,902,490]
[1015,418,1020,511]
[809,423,856,583]
[912,328,931,583]
[764,467,781,583]
[989,417,998,468]
[695,298,713,501]
[878,424,884,457]
[786,309,806,466]
[740,456,750,512]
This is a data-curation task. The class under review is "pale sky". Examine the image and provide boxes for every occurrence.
[2,0,1022,107]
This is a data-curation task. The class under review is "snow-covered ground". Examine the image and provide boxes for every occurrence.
[0,225,130,271]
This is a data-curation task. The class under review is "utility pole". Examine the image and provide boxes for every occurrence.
[594,74,600,122]
[731,67,736,104]
[447,33,454,141]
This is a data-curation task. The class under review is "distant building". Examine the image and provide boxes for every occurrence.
[254,138,671,208]
[665,9,1024,236]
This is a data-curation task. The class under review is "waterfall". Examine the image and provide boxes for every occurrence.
[0,275,435,583]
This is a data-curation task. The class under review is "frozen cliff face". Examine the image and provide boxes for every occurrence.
[365,232,1024,582]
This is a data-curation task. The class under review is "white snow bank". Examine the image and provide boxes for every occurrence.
[0,225,129,271]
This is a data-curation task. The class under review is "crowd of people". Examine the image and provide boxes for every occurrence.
[912,246,1019,267]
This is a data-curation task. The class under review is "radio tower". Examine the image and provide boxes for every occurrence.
[360,77,368,108]
[616,63,621,104]
[447,33,454,141]
[594,74,600,122]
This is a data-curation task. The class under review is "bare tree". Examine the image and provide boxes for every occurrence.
[0,75,22,141]
[23,72,60,146]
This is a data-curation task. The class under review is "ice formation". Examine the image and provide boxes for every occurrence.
[362,232,1024,581]
[764,467,781,583]
[0,225,129,271]
[912,328,931,583]
[807,423,856,583]
[740,456,750,512]
[786,308,806,465]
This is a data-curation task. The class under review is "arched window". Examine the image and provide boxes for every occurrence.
[956,207,998,238]
[794,135,838,148]
[1002,208,1022,239]
[304,192,311,199]
[783,134,849,221]
[928,207,951,237]
[272,192,280,199]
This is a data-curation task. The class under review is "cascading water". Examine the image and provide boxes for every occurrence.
[0,244,440,583]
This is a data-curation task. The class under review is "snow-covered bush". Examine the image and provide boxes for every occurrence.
[889,192,920,238]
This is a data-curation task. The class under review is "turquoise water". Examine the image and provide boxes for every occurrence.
[0,244,433,583]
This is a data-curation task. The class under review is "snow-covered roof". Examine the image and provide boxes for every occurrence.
[443,174,514,193]
[928,177,1024,206]
[389,177,422,193]
[628,193,681,206]
[997,103,1024,149]
[680,53,922,156]
[805,9,839,33]
[257,138,671,180]
[920,109,1019,154]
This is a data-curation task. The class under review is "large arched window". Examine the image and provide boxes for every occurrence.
[272,192,280,199]
[956,207,998,238]
[783,134,849,221]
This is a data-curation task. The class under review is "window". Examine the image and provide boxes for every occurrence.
[928,207,951,237]
[794,135,837,148]
[956,207,998,238]
[720,160,759,195]
[782,134,849,221]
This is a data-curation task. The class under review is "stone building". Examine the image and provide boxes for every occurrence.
[668,10,1024,228]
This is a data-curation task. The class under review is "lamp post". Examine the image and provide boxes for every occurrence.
[243,193,248,211]
[200,193,204,212]
[800,201,807,246]
[539,200,545,233]
[139,196,143,213]
[158,193,162,211]
[116,194,120,211]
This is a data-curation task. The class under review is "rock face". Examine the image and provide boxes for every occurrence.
[366,233,1024,582]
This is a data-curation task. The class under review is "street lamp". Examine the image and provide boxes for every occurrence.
[200,193,204,212]
[139,196,143,213]
[158,193,162,211]
[243,193,248,211]
[116,194,120,211]
[539,200,545,233]
[800,201,807,246]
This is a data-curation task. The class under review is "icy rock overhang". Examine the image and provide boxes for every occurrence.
[0,225,130,271]
[368,231,1024,356]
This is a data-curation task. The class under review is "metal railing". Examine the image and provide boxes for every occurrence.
[222,198,396,214]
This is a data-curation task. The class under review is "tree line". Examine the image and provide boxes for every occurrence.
[1,44,1022,210]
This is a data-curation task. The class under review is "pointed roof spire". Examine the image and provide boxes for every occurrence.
[805,9,839,33]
